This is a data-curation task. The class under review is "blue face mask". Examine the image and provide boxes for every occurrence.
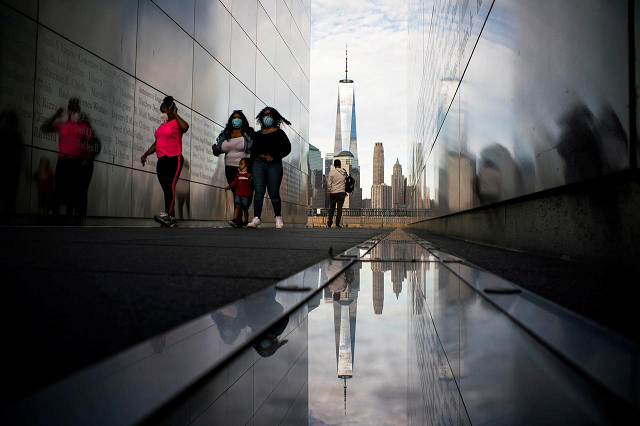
[231,118,242,128]
[262,116,274,127]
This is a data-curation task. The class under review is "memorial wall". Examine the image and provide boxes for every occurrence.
[0,0,311,224]
[408,0,634,218]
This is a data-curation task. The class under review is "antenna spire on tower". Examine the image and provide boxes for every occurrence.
[345,45,348,80]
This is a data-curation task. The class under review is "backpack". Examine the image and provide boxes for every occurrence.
[343,169,355,194]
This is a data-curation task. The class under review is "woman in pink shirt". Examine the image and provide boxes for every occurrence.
[141,96,189,227]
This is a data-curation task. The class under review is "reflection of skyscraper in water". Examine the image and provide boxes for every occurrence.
[372,269,384,315]
[391,248,407,299]
[371,261,393,314]
[326,264,360,415]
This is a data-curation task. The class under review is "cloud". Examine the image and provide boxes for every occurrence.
[310,0,408,196]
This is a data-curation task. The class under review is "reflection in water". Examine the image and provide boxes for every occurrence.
[311,264,408,425]
[251,315,289,357]
[211,291,286,346]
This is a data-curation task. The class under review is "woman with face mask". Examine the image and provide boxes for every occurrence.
[40,97,92,215]
[212,110,255,227]
[247,107,291,229]
[141,96,189,227]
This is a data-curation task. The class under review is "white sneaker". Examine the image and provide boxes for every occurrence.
[275,216,284,229]
[247,217,262,228]
[154,212,171,227]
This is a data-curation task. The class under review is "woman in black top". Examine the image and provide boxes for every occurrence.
[247,107,291,228]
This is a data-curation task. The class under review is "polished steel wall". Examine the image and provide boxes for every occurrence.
[0,0,310,223]
[408,0,635,217]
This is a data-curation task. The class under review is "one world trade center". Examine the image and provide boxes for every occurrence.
[334,48,358,158]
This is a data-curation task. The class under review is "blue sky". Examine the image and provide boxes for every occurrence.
[309,0,408,195]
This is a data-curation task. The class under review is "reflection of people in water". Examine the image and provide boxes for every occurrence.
[211,304,245,345]
[0,110,23,214]
[212,292,289,357]
[252,315,289,357]
[40,98,96,215]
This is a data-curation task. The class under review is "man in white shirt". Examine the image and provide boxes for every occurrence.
[327,159,347,228]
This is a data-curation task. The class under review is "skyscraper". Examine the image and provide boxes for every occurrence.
[373,142,384,185]
[392,158,405,208]
[334,48,358,157]
[308,144,325,209]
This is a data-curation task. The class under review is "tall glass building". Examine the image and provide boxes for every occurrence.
[333,51,357,158]
[0,0,311,225]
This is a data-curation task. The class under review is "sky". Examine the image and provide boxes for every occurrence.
[309,0,408,197]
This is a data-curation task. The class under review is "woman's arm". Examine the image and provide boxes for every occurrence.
[141,142,157,165]
[172,105,189,133]
[212,131,225,156]
[41,107,64,132]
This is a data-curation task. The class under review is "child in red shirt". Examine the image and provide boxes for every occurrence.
[225,158,253,227]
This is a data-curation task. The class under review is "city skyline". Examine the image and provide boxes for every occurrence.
[310,0,408,194]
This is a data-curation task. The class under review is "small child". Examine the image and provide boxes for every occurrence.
[225,158,252,227]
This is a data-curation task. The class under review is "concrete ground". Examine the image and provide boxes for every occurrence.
[410,230,639,345]
[1,226,385,404]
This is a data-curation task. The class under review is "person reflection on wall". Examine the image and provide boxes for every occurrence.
[35,158,55,214]
[556,103,604,184]
[140,96,189,227]
[77,112,101,216]
[0,111,22,214]
[40,98,91,216]
[476,159,502,205]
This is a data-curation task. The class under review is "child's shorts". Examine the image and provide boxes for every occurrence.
[234,195,252,210]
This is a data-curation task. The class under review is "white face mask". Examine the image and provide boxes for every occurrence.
[160,113,169,123]
[70,112,80,123]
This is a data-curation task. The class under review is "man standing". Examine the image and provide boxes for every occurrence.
[327,159,347,228]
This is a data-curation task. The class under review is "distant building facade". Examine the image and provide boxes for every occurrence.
[391,158,405,208]
[371,183,392,209]
[373,142,384,185]
[308,144,325,209]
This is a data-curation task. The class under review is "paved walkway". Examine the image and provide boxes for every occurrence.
[1,226,385,404]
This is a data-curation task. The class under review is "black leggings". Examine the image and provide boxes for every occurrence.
[157,155,183,217]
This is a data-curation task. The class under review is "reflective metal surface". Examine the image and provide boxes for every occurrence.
[409,0,632,217]
[39,0,138,75]
[136,0,193,105]
[230,19,257,92]
[192,43,230,125]
[194,0,232,69]
[232,0,258,43]
[0,0,309,220]
[256,51,276,106]
[257,3,277,66]
[153,0,195,35]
